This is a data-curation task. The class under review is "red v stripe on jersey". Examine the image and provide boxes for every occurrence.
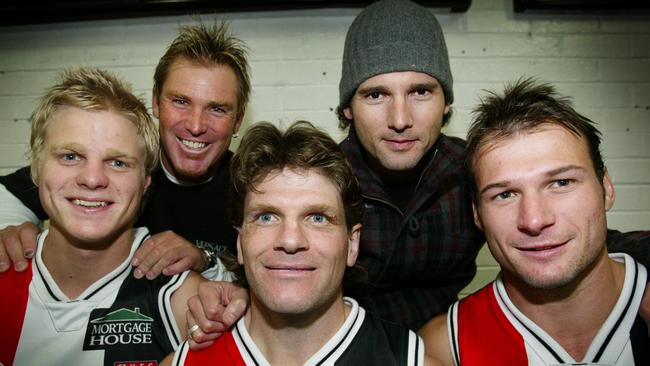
[0,260,33,365]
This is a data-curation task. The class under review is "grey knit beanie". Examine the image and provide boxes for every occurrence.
[338,0,453,110]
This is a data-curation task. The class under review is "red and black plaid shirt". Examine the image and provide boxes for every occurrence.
[341,130,484,330]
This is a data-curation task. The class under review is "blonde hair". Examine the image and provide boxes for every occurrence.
[30,67,159,184]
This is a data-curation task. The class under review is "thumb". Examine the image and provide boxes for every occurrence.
[223,298,247,326]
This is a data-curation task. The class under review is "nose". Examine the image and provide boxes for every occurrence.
[387,96,413,132]
[184,108,209,136]
[274,220,309,254]
[517,192,555,236]
[76,160,109,190]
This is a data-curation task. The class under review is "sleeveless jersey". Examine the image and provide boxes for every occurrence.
[0,227,188,366]
[171,297,424,366]
[449,253,649,365]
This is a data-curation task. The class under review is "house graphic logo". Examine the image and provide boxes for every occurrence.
[83,307,155,349]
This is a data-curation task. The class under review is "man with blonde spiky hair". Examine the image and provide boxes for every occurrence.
[0,67,205,366]
[0,21,251,287]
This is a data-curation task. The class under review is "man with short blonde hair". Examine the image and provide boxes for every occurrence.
[0,67,205,366]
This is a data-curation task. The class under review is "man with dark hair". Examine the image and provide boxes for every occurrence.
[334,0,484,330]
[420,78,649,365]
[162,121,428,365]
[0,22,250,282]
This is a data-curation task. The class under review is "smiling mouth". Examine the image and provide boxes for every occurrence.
[71,199,109,208]
[179,138,208,150]
[266,266,315,272]
[518,242,567,252]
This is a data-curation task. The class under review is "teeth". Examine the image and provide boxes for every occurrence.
[73,199,107,207]
[180,139,207,150]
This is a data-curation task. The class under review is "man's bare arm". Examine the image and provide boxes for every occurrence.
[418,313,455,366]
[170,271,206,340]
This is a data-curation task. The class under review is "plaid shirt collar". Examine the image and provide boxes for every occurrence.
[340,127,466,215]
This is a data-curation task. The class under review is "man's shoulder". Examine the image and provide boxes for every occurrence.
[349,309,421,362]
[0,166,47,218]
[437,134,468,160]
[179,331,245,365]
[0,166,32,187]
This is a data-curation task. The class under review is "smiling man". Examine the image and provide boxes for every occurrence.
[0,68,205,366]
[163,122,428,366]
[0,22,251,281]
[419,78,649,365]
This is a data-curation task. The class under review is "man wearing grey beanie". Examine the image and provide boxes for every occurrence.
[336,0,484,331]
[337,0,650,333]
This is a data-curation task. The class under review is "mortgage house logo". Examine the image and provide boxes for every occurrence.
[83,307,154,349]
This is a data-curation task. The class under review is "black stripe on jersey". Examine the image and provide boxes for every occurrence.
[35,252,60,301]
[35,231,149,302]
[160,272,185,347]
[413,332,420,366]
[234,322,260,366]
[315,305,361,365]
[593,259,639,363]
[448,303,460,366]
[82,260,132,300]
[173,341,189,366]
[495,285,565,363]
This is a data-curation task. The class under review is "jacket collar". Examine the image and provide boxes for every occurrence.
[340,127,466,213]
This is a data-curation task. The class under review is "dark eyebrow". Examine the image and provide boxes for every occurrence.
[479,181,512,197]
[206,101,234,111]
[545,165,585,177]
[355,85,388,96]
[411,82,439,90]
[166,91,189,100]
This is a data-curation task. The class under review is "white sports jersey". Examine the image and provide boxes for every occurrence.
[1,227,187,366]
[449,253,649,365]
[172,297,424,366]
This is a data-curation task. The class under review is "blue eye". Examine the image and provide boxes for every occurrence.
[258,213,273,222]
[310,214,329,224]
[110,160,126,168]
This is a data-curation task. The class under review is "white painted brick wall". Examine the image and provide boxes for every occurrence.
[0,0,648,296]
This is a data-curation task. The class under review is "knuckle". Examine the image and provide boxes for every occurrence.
[205,305,223,319]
